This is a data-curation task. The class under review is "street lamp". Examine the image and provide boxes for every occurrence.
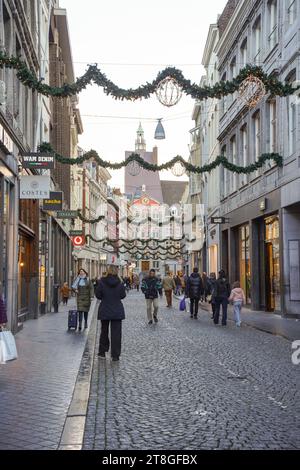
[154,119,165,140]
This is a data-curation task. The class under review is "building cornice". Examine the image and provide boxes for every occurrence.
[202,24,218,68]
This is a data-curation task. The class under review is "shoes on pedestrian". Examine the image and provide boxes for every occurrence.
[148,320,153,325]
[98,352,105,358]
[236,323,241,327]
[112,357,119,362]
[190,314,193,319]
[84,322,88,329]
[222,323,227,326]
[153,316,158,323]
[78,325,82,331]
[194,316,198,320]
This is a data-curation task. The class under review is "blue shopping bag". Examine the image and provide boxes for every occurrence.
[179,297,186,311]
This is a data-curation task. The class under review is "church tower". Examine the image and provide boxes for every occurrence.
[135,122,146,152]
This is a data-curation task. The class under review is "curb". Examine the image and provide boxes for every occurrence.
[58,301,98,450]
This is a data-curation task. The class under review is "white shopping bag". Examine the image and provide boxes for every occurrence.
[0,330,18,364]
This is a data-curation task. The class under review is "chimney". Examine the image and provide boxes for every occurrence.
[152,146,158,165]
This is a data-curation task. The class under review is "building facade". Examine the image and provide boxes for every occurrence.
[215,0,300,315]
[0,0,55,330]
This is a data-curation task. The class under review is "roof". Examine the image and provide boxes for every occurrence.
[161,181,189,207]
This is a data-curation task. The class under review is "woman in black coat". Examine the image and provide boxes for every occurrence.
[95,266,126,361]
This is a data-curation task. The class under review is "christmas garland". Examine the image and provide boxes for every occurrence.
[85,235,195,244]
[39,142,283,175]
[1,52,298,100]
[77,210,105,224]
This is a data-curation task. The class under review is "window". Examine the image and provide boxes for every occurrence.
[240,39,248,68]
[240,124,248,186]
[230,135,237,193]
[220,72,227,115]
[267,100,277,153]
[253,17,261,65]
[268,1,278,49]
[229,58,237,104]
[287,0,297,25]
[220,145,227,198]
[252,111,261,161]
[287,71,297,155]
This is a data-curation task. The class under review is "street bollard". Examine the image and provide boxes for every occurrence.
[53,284,60,313]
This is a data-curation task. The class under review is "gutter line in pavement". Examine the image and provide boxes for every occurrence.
[58,301,98,451]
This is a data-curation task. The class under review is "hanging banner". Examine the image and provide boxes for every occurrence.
[21,153,55,170]
[20,175,51,199]
[43,192,63,211]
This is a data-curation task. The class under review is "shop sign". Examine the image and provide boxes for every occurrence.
[57,210,78,219]
[21,153,55,170]
[20,175,50,199]
[70,230,83,237]
[211,217,226,224]
[71,235,85,247]
[43,192,63,211]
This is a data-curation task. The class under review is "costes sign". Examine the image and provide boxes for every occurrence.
[21,153,55,169]
[20,175,51,199]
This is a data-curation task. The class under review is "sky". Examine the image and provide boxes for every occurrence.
[60,0,228,189]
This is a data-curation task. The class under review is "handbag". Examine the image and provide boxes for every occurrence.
[179,297,186,311]
[0,330,18,364]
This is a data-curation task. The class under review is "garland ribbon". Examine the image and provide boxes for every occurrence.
[1,52,298,100]
[39,142,283,175]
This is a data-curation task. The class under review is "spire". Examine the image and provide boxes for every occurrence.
[135,122,146,151]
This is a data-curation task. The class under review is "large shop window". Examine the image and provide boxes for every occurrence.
[0,177,10,300]
[239,225,251,304]
[265,216,281,311]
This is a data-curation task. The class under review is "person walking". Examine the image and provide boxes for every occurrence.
[72,268,94,331]
[0,286,8,328]
[185,268,204,319]
[229,281,246,327]
[202,272,209,302]
[174,272,182,296]
[208,273,217,320]
[141,269,162,324]
[214,270,231,326]
[162,272,176,308]
[95,266,126,361]
[60,282,71,305]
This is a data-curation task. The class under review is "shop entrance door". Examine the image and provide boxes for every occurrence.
[265,216,281,312]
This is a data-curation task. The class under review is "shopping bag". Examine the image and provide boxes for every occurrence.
[0,330,18,363]
[179,297,186,311]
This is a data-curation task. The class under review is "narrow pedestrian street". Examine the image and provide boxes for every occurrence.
[0,292,299,451]
[83,291,300,450]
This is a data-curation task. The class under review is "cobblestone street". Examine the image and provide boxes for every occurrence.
[83,291,300,450]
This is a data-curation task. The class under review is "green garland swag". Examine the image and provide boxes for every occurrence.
[77,210,104,224]
[39,142,283,175]
[85,235,195,244]
[1,52,299,100]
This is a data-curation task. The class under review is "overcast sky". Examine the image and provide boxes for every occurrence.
[60,0,228,189]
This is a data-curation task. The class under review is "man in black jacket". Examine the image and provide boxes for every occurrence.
[185,268,204,319]
[141,269,163,324]
[214,269,231,326]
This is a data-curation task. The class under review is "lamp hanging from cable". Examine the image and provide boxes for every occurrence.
[154,118,165,140]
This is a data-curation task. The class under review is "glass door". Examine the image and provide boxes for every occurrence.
[265,216,281,311]
[239,225,251,304]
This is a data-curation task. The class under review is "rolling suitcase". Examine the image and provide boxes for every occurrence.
[68,310,78,330]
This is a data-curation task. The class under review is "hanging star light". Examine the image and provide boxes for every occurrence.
[171,161,186,177]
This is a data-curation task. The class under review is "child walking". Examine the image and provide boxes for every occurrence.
[229,281,246,327]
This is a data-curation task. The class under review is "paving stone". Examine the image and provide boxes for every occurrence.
[83,291,300,450]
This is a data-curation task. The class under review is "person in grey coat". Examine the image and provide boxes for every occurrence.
[95,265,126,361]
[72,268,94,331]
